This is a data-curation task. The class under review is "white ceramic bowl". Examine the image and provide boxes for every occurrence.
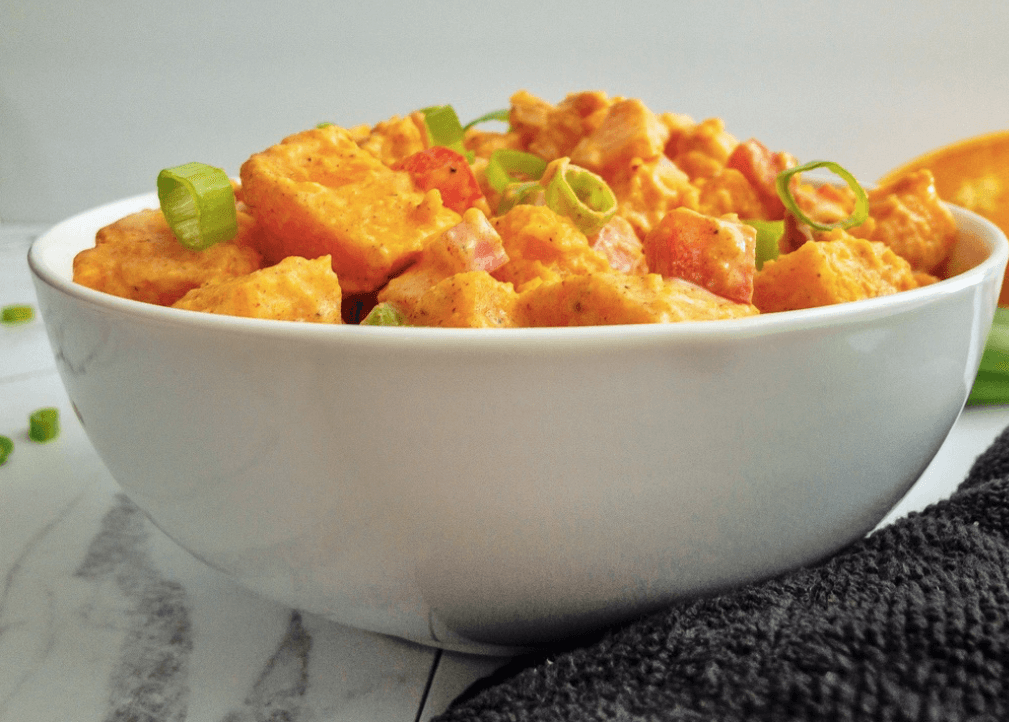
[29,192,1008,654]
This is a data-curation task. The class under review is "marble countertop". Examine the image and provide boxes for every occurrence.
[4,223,1009,722]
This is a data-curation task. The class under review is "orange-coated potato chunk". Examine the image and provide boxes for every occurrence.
[491,205,612,289]
[172,255,343,322]
[517,271,758,326]
[73,208,262,306]
[409,271,519,328]
[356,113,427,166]
[378,209,509,318]
[569,98,670,175]
[239,125,461,294]
[752,236,921,313]
[509,90,613,162]
[695,168,769,220]
[848,169,957,274]
[608,155,700,240]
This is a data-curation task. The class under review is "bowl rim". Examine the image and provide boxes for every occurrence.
[28,191,1009,351]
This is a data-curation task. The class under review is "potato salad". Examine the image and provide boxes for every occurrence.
[73,90,957,326]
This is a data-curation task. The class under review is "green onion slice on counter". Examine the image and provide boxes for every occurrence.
[0,436,12,465]
[485,150,548,194]
[742,219,785,270]
[543,159,618,236]
[157,162,238,251]
[361,303,409,326]
[29,407,59,443]
[2,304,35,324]
[775,160,870,232]
[463,108,510,131]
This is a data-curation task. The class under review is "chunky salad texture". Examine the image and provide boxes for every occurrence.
[73,90,958,327]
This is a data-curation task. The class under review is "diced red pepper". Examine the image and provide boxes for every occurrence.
[643,208,757,304]
[726,138,797,220]
[392,146,485,215]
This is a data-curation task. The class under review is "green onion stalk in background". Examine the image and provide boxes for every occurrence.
[968,308,1009,405]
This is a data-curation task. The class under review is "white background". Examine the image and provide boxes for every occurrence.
[2,0,1007,224]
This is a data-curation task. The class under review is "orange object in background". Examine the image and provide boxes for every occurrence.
[878,131,1009,304]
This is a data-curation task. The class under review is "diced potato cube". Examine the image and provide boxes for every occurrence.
[356,113,427,167]
[694,168,766,220]
[379,209,509,317]
[752,236,921,312]
[72,208,262,307]
[509,90,613,161]
[409,271,519,328]
[239,125,461,294]
[848,169,957,273]
[570,98,670,174]
[607,155,700,240]
[491,205,611,289]
[667,117,738,179]
[172,255,343,323]
[517,271,758,326]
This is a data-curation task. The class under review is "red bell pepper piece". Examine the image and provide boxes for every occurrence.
[393,146,485,215]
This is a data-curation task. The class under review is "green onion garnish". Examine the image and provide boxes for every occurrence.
[157,162,238,251]
[361,302,409,326]
[28,407,59,443]
[0,436,12,465]
[743,219,784,270]
[420,105,467,151]
[496,181,546,215]
[968,371,1009,406]
[2,304,34,324]
[542,160,618,236]
[775,160,869,232]
[968,308,1009,405]
[463,108,510,131]
[485,149,547,194]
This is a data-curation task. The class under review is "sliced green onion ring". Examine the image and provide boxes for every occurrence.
[29,407,59,443]
[2,304,35,325]
[775,160,869,232]
[361,302,409,326]
[485,149,548,193]
[0,435,12,465]
[497,181,546,215]
[463,108,510,131]
[542,159,618,236]
[157,162,238,251]
[742,219,784,270]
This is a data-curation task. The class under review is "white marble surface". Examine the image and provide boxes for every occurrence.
[1,225,505,722]
[5,222,1009,721]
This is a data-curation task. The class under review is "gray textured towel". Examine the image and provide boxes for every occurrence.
[435,425,1009,721]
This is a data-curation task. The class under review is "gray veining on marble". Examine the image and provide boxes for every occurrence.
[75,496,193,722]
[221,611,310,722]
[5,225,504,722]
